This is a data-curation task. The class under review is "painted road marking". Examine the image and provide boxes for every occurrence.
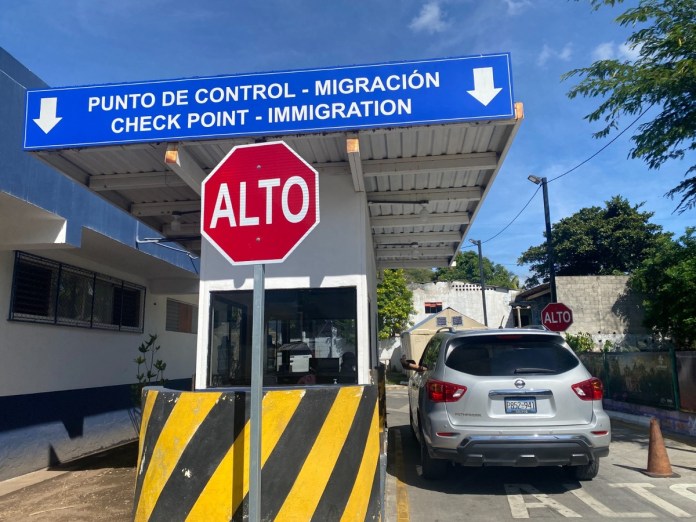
[505,482,696,518]
[505,483,581,518]
[565,484,655,518]
[672,484,696,503]
[609,484,691,518]
[394,430,410,522]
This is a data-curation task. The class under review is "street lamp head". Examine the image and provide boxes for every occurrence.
[527,175,542,185]
[469,239,480,246]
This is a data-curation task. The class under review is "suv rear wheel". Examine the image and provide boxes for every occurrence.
[569,459,600,481]
[419,432,448,480]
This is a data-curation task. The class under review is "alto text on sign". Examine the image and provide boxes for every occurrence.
[541,302,574,332]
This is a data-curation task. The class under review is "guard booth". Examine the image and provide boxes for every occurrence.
[24,54,522,520]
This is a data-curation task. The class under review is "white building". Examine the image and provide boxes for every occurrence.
[410,281,519,329]
[0,48,200,481]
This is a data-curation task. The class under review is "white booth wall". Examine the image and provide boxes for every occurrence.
[196,168,378,388]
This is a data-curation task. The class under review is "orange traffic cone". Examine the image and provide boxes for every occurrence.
[643,417,679,478]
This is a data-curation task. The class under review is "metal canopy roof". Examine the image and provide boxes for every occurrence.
[31,103,522,271]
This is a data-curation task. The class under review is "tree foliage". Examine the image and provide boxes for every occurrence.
[377,269,414,339]
[629,228,696,349]
[403,268,436,284]
[518,196,668,287]
[435,250,519,289]
[565,0,696,212]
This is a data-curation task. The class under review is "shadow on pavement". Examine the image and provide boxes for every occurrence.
[48,440,139,472]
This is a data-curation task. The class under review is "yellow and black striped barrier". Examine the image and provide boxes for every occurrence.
[133,385,382,521]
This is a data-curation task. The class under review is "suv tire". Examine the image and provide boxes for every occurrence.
[420,432,448,480]
[570,459,600,481]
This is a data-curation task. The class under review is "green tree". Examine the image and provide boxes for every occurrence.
[629,228,696,349]
[403,268,436,284]
[565,0,696,211]
[377,269,414,339]
[518,196,668,287]
[435,251,519,289]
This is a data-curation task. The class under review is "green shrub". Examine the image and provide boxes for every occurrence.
[132,333,167,407]
[565,332,595,353]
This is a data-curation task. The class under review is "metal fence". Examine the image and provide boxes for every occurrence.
[579,351,696,413]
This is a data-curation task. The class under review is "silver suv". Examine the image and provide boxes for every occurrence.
[405,328,611,480]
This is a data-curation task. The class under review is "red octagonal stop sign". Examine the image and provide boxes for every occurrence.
[201,141,319,265]
[541,302,574,332]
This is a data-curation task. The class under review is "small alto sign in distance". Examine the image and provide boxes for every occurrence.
[541,302,574,332]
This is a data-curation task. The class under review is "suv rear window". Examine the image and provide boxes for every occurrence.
[444,334,579,376]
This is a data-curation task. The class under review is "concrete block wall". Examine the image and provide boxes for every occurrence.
[557,275,650,346]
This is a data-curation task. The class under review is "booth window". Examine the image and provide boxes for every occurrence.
[424,301,442,314]
[166,299,198,334]
[10,251,145,332]
[208,287,357,387]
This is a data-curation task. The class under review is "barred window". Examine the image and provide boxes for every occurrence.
[166,299,198,334]
[10,251,145,332]
[11,254,57,323]
[57,264,93,327]
[424,301,442,314]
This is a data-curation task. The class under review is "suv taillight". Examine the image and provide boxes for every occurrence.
[572,377,604,401]
[426,379,467,402]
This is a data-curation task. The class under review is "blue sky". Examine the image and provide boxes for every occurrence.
[2,0,692,280]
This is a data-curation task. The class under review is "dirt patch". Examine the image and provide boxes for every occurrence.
[0,442,137,522]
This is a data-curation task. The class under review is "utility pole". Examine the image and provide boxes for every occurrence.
[469,239,488,327]
[528,175,557,303]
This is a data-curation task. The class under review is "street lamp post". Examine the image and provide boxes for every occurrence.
[469,239,489,326]
[527,175,557,303]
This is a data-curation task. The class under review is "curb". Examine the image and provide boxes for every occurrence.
[606,410,651,428]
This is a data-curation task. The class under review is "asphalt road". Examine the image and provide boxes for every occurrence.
[385,385,696,521]
[1,386,695,521]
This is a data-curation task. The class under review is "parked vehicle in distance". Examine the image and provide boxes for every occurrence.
[404,328,611,480]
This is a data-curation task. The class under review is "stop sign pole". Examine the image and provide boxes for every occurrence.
[249,264,264,522]
[201,141,319,522]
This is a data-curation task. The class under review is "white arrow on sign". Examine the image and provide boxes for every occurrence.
[467,67,503,106]
[33,97,62,134]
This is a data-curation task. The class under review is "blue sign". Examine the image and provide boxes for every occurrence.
[24,53,514,150]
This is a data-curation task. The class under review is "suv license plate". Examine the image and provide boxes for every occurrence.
[505,397,537,414]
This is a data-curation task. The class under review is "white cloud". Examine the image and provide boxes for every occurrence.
[409,2,449,34]
[592,42,616,61]
[537,43,573,66]
[619,42,642,61]
[558,44,573,61]
[592,41,642,61]
[537,45,553,67]
[503,0,532,15]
